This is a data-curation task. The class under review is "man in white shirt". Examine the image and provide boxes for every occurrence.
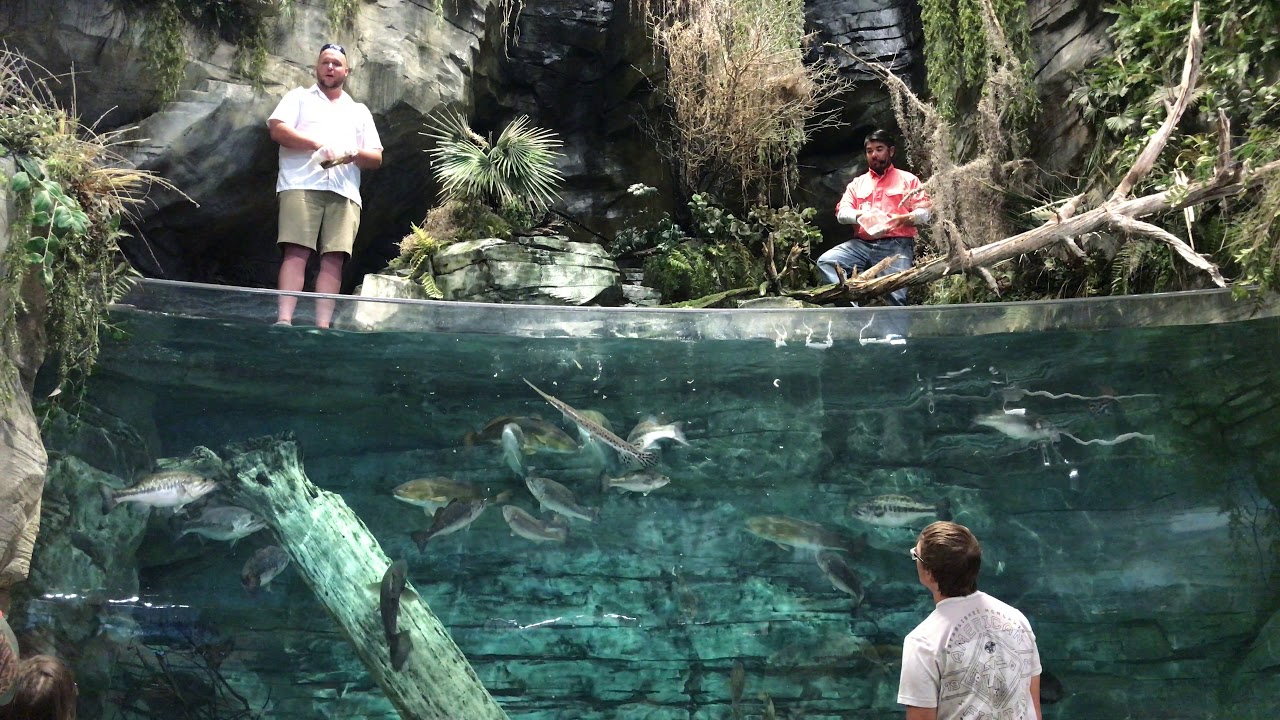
[268,43,383,328]
[899,522,1043,720]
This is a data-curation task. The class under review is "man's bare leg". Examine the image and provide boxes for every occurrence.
[276,243,312,325]
[314,251,345,329]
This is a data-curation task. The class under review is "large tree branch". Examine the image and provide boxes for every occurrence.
[792,159,1280,303]
[1107,212,1225,287]
[1109,3,1203,202]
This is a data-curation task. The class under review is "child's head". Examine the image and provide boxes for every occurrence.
[0,614,77,720]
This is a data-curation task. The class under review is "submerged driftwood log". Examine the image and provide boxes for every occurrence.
[207,435,509,720]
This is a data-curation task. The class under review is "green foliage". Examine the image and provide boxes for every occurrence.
[630,194,821,302]
[384,223,445,297]
[919,0,1035,121]
[642,240,762,303]
[9,158,90,288]
[423,111,565,215]
[131,0,279,104]
[327,0,358,28]
[1,49,156,397]
[1075,0,1280,291]
[140,0,187,104]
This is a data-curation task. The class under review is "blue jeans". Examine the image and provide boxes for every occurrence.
[817,237,914,305]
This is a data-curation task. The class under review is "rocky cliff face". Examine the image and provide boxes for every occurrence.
[0,0,1110,290]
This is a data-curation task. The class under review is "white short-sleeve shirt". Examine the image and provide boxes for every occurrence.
[898,591,1043,719]
[268,85,383,206]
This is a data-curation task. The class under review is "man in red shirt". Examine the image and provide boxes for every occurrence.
[819,129,931,305]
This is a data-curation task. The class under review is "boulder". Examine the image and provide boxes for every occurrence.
[431,235,623,305]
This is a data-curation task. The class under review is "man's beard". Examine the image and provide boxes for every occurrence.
[318,76,345,91]
[868,159,890,174]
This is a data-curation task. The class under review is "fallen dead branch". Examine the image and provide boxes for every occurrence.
[802,2,1252,304]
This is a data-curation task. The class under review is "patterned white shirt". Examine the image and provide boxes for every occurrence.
[898,591,1042,719]
[268,85,382,206]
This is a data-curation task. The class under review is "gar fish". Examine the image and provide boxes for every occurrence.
[974,409,1059,442]
[730,660,746,720]
[523,379,658,470]
[744,515,864,554]
[849,495,952,527]
[626,417,689,451]
[379,559,414,671]
[241,545,290,595]
[525,475,600,523]
[501,423,527,478]
[392,477,488,515]
[816,550,865,607]
[102,471,219,513]
[602,469,671,495]
[178,505,266,545]
[463,415,580,454]
[411,498,489,550]
[501,505,569,543]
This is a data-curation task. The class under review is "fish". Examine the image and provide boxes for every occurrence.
[392,477,489,515]
[975,409,1059,442]
[578,409,613,432]
[849,495,952,527]
[525,475,600,523]
[816,550,865,606]
[241,545,290,595]
[463,415,579,454]
[379,560,414,671]
[730,660,746,720]
[411,498,489,550]
[1040,669,1065,704]
[859,644,903,674]
[602,469,671,495]
[501,423,527,478]
[759,691,776,720]
[102,471,219,513]
[501,506,569,543]
[744,515,864,554]
[626,417,689,450]
[523,379,658,470]
[178,505,266,545]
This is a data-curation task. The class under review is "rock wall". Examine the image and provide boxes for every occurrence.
[1,0,1113,294]
[0,157,49,591]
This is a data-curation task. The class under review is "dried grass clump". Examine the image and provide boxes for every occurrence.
[639,0,844,205]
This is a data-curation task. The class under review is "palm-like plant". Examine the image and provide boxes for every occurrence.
[422,111,564,212]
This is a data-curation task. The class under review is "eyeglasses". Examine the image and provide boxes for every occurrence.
[910,546,922,564]
[320,43,346,56]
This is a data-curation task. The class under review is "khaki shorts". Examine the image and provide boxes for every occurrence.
[277,189,361,256]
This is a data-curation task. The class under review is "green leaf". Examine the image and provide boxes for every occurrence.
[24,237,48,253]
[9,171,31,193]
[32,188,53,214]
[30,210,50,227]
[24,252,44,265]
[52,206,73,233]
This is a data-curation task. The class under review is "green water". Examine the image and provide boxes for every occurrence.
[16,281,1280,719]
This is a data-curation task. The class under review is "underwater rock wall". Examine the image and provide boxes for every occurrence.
[12,302,1276,719]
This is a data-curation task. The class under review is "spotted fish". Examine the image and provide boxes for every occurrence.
[523,379,658,470]
[849,495,951,527]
